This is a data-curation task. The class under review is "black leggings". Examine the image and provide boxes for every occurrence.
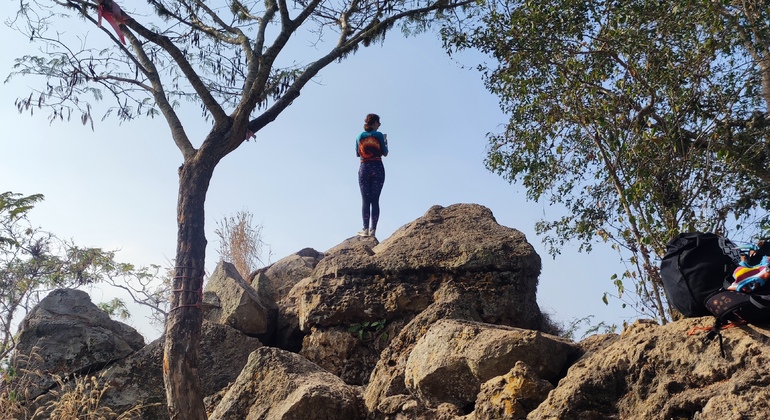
[359,160,385,231]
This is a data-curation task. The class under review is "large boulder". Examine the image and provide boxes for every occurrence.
[251,247,325,302]
[293,204,545,393]
[528,318,770,419]
[12,288,145,400]
[208,347,361,419]
[203,261,277,338]
[295,204,543,332]
[363,288,485,415]
[404,319,579,409]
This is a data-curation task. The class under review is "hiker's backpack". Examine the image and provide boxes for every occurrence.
[694,284,770,357]
[660,232,741,317]
[663,233,770,357]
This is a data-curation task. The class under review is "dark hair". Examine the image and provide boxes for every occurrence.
[363,114,380,131]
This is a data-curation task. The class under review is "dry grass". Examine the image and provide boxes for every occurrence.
[215,210,267,279]
[1,350,152,420]
[1,349,44,419]
[37,374,145,420]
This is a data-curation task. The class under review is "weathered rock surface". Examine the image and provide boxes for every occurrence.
[295,204,543,332]
[254,248,325,351]
[12,288,146,400]
[299,324,398,386]
[404,319,579,409]
[528,318,770,420]
[474,361,555,420]
[97,321,263,419]
[295,204,546,395]
[363,287,486,415]
[203,261,277,337]
[208,347,361,419]
[252,247,325,302]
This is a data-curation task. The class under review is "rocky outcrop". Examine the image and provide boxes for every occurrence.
[202,261,277,338]
[295,204,543,332]
[208,347,361,419]
[528,318,770,420]
[15,203,770,420]
[294,204,545,393]
[12,288,146,400]
[97,321,263,418]
[404,319,579,409]
[13,288,263,419]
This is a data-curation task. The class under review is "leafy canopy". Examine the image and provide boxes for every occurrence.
[443,0,770,321]
[8,0,473,133]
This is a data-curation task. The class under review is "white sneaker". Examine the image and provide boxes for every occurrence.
[357,229,370,237]
[369,229,376,238]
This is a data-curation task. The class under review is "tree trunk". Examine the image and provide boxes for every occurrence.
[163,156,214,419]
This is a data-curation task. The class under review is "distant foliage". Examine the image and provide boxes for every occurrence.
[0,192,169,361]
[0,192,117,362]
[99,263,172,335]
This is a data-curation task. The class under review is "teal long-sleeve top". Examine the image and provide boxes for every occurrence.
[356,130,388,162]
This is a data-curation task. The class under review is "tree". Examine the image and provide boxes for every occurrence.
[8,0,474,416]
[100,263,172,334]
[442,0,770,322]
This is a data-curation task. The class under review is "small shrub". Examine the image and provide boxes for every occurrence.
[349,319,388,343]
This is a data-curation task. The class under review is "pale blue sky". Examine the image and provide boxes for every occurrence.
[1,4,633,339]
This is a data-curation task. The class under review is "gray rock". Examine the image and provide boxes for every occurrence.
[12,288,145,400]
[208,347,361,419]
[203,261,277,337]
[95,320,263,418]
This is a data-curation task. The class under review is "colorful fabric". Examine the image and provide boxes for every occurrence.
[728,256,770,292]
[356,131,388,162]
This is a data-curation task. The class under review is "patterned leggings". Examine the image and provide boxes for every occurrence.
[359,160,385,231]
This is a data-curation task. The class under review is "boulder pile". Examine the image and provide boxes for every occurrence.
[11,203,770,419]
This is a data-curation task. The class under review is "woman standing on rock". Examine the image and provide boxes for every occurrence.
[356,113,388,238]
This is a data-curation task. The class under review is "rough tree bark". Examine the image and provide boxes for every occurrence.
[163,152,217,419]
